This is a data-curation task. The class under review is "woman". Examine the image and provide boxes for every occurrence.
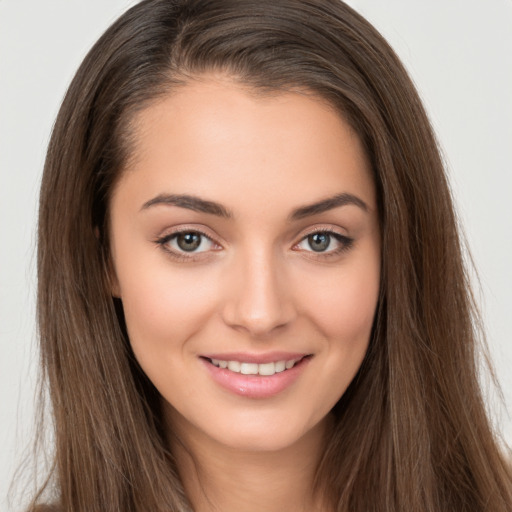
[30,0,511,510]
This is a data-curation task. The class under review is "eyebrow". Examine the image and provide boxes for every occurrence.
[141,194,232,217]
[289,193,368,220]
[140,192,368,219]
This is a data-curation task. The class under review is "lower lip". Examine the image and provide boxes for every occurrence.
[201,357,310,399]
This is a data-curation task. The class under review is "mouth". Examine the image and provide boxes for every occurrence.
[199,353,312,398]
[203,356,306,376]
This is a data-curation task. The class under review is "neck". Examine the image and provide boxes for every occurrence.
[167,412,333,512]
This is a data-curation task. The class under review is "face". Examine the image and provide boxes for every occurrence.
[109,77,380,453]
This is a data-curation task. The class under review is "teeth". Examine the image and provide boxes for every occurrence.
[275,360,286,373]
[227,361,241,372]
[240,363,258,375]
[210,357,302,376]
[258,362,275,376]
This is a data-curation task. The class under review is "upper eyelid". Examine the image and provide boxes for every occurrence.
[301,226,344,235]
[156,225,221,243]
[160,230,214,244]
[294,225,349,240]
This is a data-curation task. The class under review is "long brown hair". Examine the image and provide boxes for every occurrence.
[32,0,511,510]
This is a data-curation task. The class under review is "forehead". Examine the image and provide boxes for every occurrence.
[113,76,376,217]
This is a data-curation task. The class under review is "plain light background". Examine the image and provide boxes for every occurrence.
[1,0,511,509]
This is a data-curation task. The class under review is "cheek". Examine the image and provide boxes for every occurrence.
[116,259,221,361]
[304,261,380,409]
[298,258,380,344]
[322,276,378,339]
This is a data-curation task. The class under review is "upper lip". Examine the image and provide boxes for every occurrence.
[200,352,310,364]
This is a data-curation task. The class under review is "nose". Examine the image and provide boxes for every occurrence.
[221,247,296,337]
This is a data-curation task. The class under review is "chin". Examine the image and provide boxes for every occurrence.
[176,406,330,455]
[219,426,309,453]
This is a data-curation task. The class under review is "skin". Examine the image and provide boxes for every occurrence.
[109,76,381,512]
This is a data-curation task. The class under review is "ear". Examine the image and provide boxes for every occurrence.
[95,226,121,298]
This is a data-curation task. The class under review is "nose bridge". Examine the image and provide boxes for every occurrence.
[222,242,294,336]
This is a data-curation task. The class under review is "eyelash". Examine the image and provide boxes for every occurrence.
[154,227,354,261]
[293,228,354,258]
[154,228,219,262]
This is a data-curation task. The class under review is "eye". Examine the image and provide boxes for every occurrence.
[295,230,353,254]
[174,232,208,252]
[156,230,218,255]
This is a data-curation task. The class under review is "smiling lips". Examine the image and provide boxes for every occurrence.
[201,353,311,398]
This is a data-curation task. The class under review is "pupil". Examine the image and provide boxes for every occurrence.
[309,233,330,252]
[177,232,201,251]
